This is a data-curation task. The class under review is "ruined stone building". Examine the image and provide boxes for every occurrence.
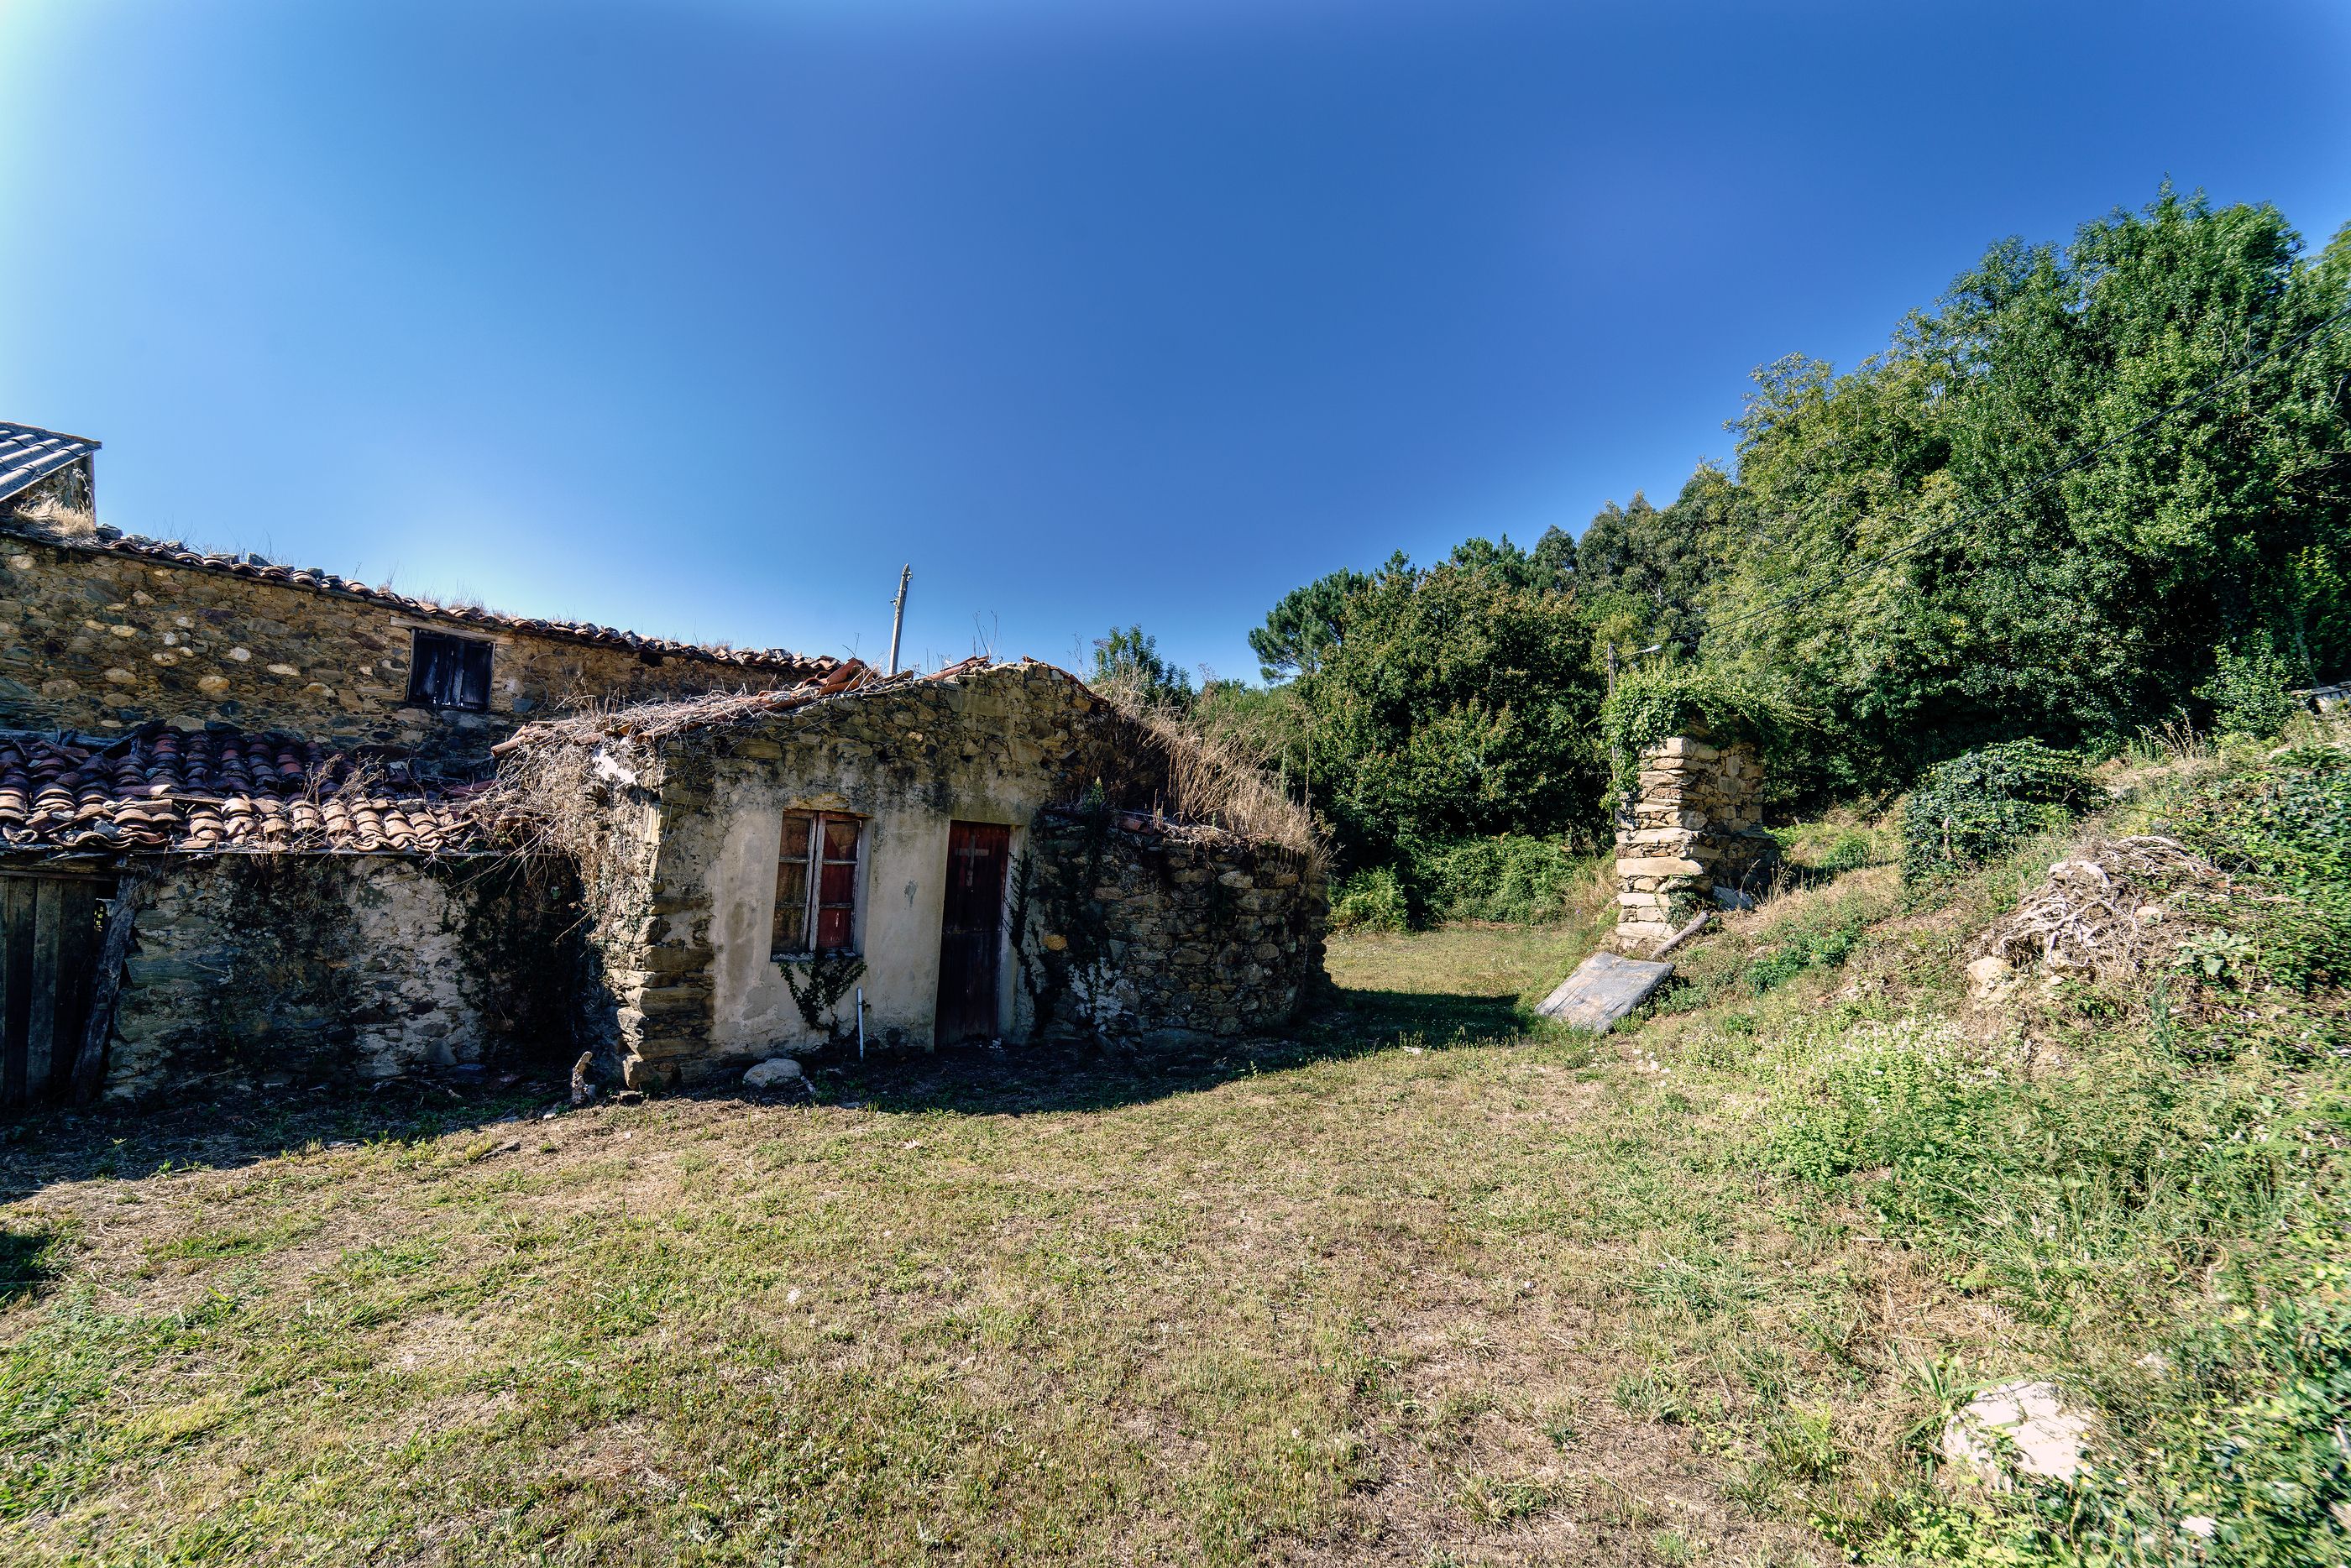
[0,421,1325,1109]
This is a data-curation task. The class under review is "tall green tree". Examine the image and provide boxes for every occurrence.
[1296,557,1605,865]
[1577,465,1737,657]
[1712,188,2351,788]
[1248,564,1378,682]
[1090,625,1195,711]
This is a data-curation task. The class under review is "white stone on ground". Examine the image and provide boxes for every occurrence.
[743,1057,803,1089]
[1941,1379,2093,1487]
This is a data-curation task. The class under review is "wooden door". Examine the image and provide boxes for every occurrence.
[1,874,102,1109]
[935,823,1011,1044]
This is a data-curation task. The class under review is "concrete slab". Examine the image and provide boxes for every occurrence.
[1537,951,1675,1033]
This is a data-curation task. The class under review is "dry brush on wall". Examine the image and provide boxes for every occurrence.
[1081,675,1321,860]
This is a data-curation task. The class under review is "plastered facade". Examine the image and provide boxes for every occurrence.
[552,663,1328,1088]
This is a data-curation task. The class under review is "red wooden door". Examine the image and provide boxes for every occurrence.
[935,823,1011,1044]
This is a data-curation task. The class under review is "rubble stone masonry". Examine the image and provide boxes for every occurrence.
[1612,732,1770,953]
[0,528,812,762]
[108,854,580,1100]
[1026,812,1326,1048]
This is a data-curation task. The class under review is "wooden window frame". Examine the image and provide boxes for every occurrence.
[405,630,494,711]
[772,810,864,959]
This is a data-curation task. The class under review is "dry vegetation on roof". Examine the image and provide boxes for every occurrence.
[487,658,1321,860]
[10,495,97,541]
[1086,673,1321,860]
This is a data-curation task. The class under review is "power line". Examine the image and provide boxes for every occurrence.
[1699,300,2351,640]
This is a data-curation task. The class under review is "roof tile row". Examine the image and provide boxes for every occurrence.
[0,727,487,855]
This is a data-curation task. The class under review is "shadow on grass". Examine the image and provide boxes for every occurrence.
[804,984,1548,1117]
[1,986,1555,1198]
[0,1075,568,1206]
[0,1225,63,1306]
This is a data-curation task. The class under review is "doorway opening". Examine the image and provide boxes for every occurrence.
[935,823,1011,1044]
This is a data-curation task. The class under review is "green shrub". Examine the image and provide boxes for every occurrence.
[2197,635,2303,739]
[1327,866,1409,933]
[1742,920,1864,994]
[2169,748,2351,990]
[1898,740,2084,881]
[1820,830,1874,872]
[1409,834,1578,925]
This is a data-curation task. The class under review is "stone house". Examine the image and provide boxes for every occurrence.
[0,421,1325,1108]
[500,660,1326,1090]
[0,421,835,764]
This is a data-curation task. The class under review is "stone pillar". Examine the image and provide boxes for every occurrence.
[1611,731,1769,954]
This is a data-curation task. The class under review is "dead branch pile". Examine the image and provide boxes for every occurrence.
[1971,834,2242,983]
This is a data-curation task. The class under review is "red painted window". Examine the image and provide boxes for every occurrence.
[773,811,863,956]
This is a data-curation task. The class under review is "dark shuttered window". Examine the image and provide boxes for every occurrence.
[406,631,493,710]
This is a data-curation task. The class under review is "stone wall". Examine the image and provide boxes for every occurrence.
[108,853,581,1100]
[0,527,812,763]
[527,662,1327,1085]
[1024,810,1326,1047]
[1612,732,1771,953]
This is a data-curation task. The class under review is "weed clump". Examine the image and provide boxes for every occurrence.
[1327,865,1409,933]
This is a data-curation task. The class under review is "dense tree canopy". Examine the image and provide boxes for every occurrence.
[1292,557,1605,864]
[1576,465,1736,659]
[1712,189,2351,790]
[1202,188,2351,871]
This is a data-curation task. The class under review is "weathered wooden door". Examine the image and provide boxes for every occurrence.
[935,823,1011,1044]
[0,874,102,1109]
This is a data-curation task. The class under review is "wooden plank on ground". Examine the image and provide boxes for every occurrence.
[1536,950,1675,1034]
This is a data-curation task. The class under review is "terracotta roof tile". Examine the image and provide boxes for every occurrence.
[0,421,97,504]
[0,726,489,856]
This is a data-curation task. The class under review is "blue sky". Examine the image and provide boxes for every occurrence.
[3,2,2347,683]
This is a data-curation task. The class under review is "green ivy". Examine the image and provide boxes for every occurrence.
[1598,666,1799,802]
[1897,740,2085,881]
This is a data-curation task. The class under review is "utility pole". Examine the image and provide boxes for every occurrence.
[886,564,911,676]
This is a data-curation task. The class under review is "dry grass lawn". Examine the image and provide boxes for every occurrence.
[2,880,2007,1566]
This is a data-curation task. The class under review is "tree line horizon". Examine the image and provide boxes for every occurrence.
[1086,187,2351,907]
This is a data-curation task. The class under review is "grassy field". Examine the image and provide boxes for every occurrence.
[3,734,2345,1565]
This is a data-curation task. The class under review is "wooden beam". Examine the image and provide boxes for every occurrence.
[0,876,24,1105]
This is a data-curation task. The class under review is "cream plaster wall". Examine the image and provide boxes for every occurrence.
[691,721,1059,1057]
